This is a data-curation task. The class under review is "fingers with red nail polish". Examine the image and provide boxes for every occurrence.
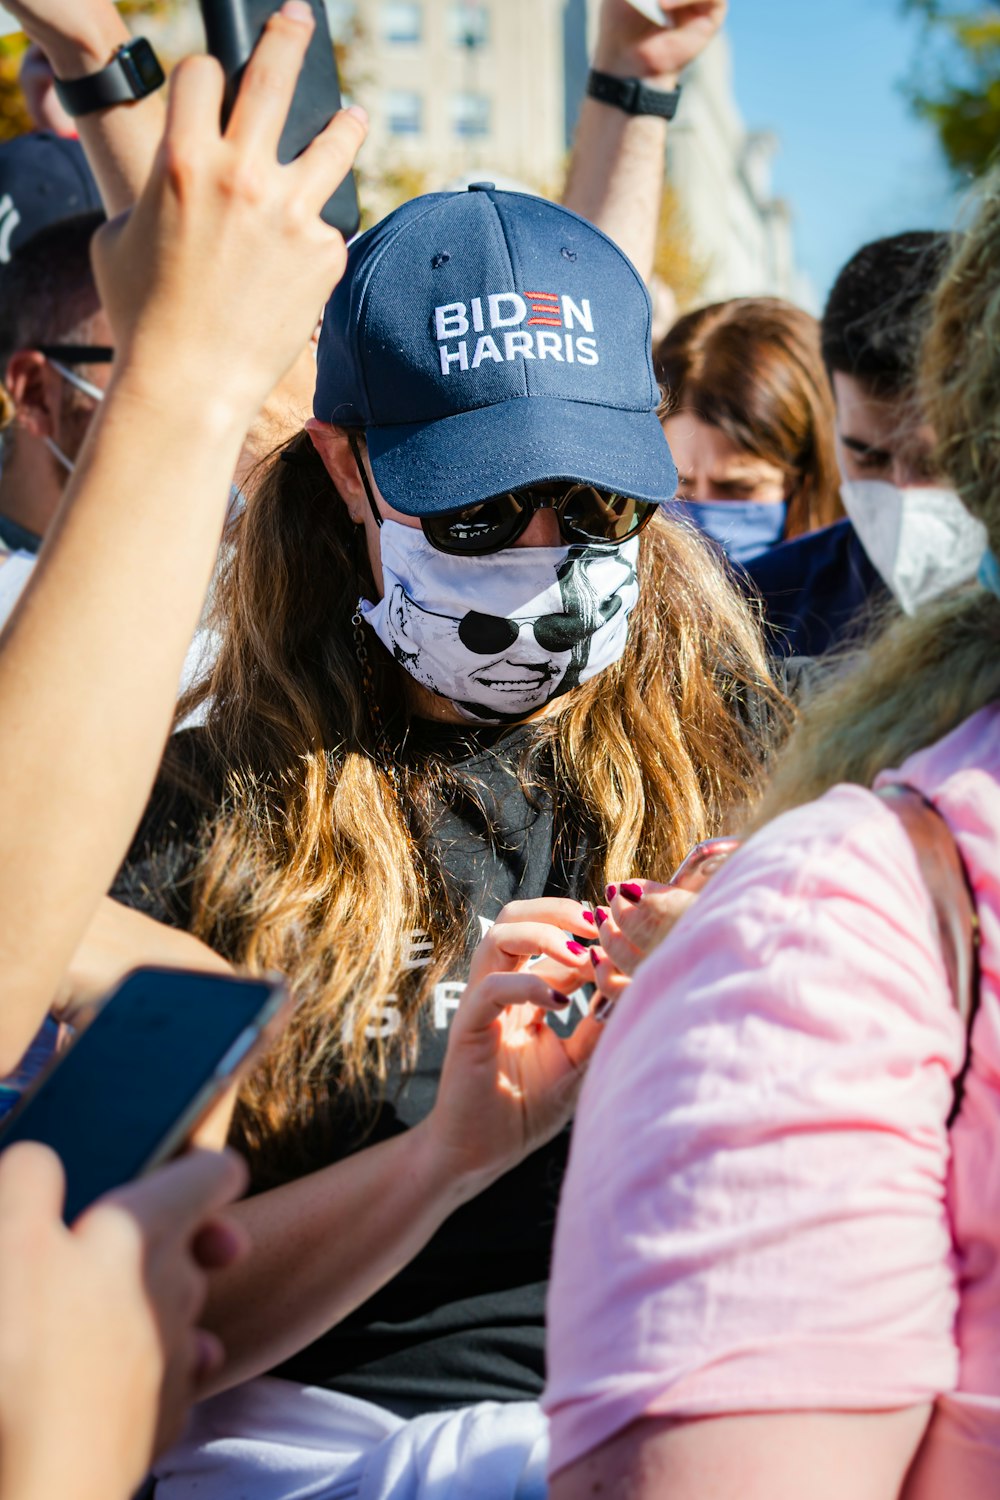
[567,940,587,956]
[620,883,643,903]
[605,884,617,902]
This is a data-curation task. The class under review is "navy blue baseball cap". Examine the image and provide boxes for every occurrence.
[314,185,678,516]
[0,131,102,266]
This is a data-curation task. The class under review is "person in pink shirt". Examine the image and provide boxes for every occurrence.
[543,173,1000,1499]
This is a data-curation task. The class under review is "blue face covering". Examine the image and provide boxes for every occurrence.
[673,499,788,565]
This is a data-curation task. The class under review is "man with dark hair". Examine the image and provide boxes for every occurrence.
[0,210,110,559]
[745,229,983,664]
[822,231,952,487]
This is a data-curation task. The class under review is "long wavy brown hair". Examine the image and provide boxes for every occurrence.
[752,171,1000,826]
[167,431,782,1177]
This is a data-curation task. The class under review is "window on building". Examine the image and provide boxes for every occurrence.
[451,92,491,138]
[385,89,423,135]
[450,2,489,49]
[325,0,356,40]
[382,1,422,44]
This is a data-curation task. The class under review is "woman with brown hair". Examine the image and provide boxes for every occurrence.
[656,296,842,563]
[98,179,781,1499]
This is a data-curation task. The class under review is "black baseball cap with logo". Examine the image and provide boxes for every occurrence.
[0,131,102,266]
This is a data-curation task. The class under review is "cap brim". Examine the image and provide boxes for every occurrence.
[366,397,678,515]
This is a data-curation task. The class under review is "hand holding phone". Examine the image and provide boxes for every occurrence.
[668,836,741,893]
[0,967,286,1222]
[199,0,360,237]
[0,1142,247,1496]
[595,0,727,87]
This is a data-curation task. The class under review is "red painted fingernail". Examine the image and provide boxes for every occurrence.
[567,940,586,956]
[594,995,616,1023]
[590,947,603,967]
[550,989,566,1007]
[605,884,617,901]
[595,908,608,928]
[582,910,596,926]
[621,883,643,903]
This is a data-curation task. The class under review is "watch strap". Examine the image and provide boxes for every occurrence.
[587,68,682,120]
[54,39,165,118]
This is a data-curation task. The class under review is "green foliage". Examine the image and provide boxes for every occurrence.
[0,35,33,142]
[902,2,1000,178]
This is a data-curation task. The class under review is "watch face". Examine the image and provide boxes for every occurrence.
[124,39,166,95]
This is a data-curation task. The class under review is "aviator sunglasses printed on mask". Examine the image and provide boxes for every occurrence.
[349,437,646,722]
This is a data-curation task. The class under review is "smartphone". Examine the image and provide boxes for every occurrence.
[0,967,286,1222]
[199,0,360,238]
[669,836,741,893]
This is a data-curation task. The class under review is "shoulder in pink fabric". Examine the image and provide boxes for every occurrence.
[544,703,1000,1497]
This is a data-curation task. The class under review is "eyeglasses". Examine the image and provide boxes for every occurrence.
[349,434,654,557]
[36,345,114,364]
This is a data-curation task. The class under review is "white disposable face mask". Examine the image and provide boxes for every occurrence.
[840,479,990,615]
[43,359,105,475]
[360,521,640,723]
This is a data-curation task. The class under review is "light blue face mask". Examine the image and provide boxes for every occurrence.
[672,498,788,566]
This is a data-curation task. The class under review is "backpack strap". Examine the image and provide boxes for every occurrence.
[875,783,982,1125]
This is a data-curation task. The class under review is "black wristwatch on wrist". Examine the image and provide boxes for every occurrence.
[53,38,165,119]
[587,68,682,120]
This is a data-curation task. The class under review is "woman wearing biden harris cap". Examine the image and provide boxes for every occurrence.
[113,197,777,1493]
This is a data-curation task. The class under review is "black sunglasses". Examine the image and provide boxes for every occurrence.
[349,435,654,557]
[36,345,114,364]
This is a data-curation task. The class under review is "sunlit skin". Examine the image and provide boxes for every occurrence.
[832,372,940,488]
[307,420,569,725]
[0,307,115,540]
[662,410,788,504]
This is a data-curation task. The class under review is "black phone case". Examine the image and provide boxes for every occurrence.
[0,968,283,1223]
[199,0,360,238]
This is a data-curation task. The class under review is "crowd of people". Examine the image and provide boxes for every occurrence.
[0,0,996,1497]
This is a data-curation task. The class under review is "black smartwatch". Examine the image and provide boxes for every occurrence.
[54,38,165,118]
[587,68,682,121]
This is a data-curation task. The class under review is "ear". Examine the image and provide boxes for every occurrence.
[306,419,367,523]
[4,350,58,439]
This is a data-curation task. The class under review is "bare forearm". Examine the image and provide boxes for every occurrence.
[26,9,163,216]
[0,359,246,1065]
[202,1121,477,1392]
[563,100,668,283]
[563,0,720,283]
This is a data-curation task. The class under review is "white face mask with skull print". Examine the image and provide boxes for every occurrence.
[359,521,640,723]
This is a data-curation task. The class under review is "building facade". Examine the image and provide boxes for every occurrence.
[139,1,807,307]
[331,0,569,202]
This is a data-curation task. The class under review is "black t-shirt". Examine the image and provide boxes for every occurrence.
[113,721,594,1416]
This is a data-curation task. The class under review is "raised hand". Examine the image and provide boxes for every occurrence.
[595,0,728,85]
[92,2,367,431]
[0,0,129,77]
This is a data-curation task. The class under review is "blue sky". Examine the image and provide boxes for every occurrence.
[725,0,962,304]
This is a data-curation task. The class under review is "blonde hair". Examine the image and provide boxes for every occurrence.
[167,435,782,1179]
[754,172,1000,825]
